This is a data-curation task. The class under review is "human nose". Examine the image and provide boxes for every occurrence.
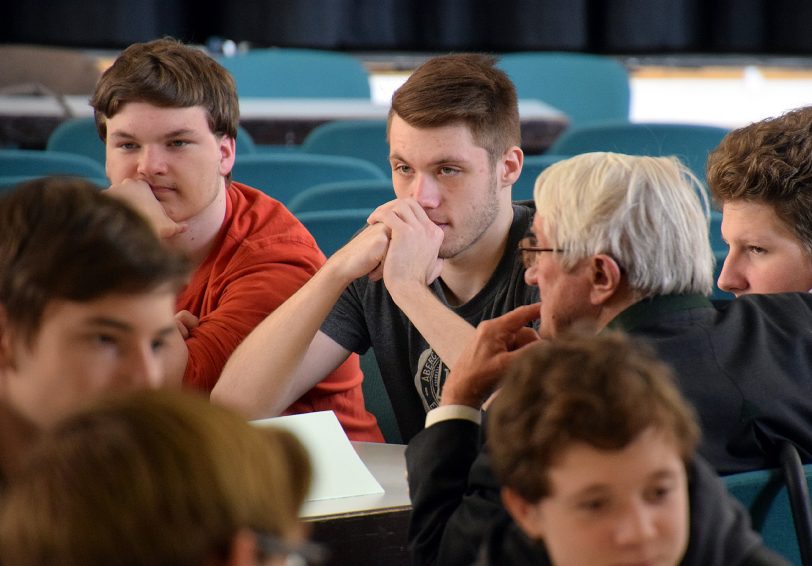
[614,502,657,546]
[411,173,441,209]
[125,344,164,390]
[716,250,746,296]
[136,145,168,178]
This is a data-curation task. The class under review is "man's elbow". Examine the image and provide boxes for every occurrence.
[211,368,276,420]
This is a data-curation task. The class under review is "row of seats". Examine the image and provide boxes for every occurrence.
[0,149,108,191]
[41,116,729,192]
[50,118,727,183]
[0,117,732,297]
[216,49,632,130]
[1,119,731,221]
[300,119,729,195]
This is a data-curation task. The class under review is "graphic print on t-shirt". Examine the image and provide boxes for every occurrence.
[415,348,450,412]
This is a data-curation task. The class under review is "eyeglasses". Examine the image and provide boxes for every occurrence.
[517,238,563,269]
[254,531,327,566]
[516,237,626,273]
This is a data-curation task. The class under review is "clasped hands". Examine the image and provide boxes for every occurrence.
[330,198,444,287]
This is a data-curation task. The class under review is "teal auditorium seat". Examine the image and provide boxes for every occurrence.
[46,118,106,164]
[512,154,567,201]
[47,117,257,165]
[231,153,386,205]
[287,179,393,214]
[296,208,373,257]
[545,121,730,185]
[220,48,371,99]
[498,52,630,128]
[360,350,402,444]
[300,120,390,175]
[0,174,108,194]
[709,210,725,252]
[235,126,257,153]
[0,149,107,179]
[723,451,812,565]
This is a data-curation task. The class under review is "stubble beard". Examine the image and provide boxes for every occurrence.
[438,173,501,260]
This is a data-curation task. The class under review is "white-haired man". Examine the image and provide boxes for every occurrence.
[408,152,811,565]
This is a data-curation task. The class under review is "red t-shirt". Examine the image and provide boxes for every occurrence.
[177,182,382,442]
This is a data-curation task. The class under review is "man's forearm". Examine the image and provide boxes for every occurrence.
[214,222,390,416]
[212,261,352,416]
[388,283,476,372]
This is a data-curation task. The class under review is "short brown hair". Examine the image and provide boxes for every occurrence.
[488,331,699,503]
[0,390,311,566]
[91,37,239,140]
[0,177,188,345]
[707,106,812,254]
[389,53,520,161]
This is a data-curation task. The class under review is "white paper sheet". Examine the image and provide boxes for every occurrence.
[252,411,384,502]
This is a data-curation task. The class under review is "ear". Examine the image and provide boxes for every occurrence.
[501,486,547,541]
[218,135,237,178]
[588,254,623,306]
[223,529,257,566]
[500,146,524,189]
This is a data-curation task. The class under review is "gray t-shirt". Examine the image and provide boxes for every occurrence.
[321,202,538,441]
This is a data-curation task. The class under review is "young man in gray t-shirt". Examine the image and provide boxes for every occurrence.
[213,53,537,442]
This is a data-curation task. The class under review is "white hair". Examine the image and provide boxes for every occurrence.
[533,152,714,297]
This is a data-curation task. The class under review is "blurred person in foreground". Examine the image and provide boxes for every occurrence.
[0,389,316,566]
[0,176,188,489]
[482,332,784,565]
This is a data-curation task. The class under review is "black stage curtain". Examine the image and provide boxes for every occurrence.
[8,0,812,54]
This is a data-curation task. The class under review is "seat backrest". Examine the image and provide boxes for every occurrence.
[232,153,386,205]
[0,174,109,194]
[546,121,730,184]
[724,463,812,565]
[512,153,568,201]
[296,208,374,257]
[359,350,403,444]
[235,126,257,154]
[47,117,256,165]
[0,149,107,179]
[498,52,630,128]
[287,179,393,214]
[300,120,390,174]
[220,48,371,99]
[46,118,106,164]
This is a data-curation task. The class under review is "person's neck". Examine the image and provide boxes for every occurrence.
[439,201,514,307]
[595,282,643,331]
[167,184,229,268]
